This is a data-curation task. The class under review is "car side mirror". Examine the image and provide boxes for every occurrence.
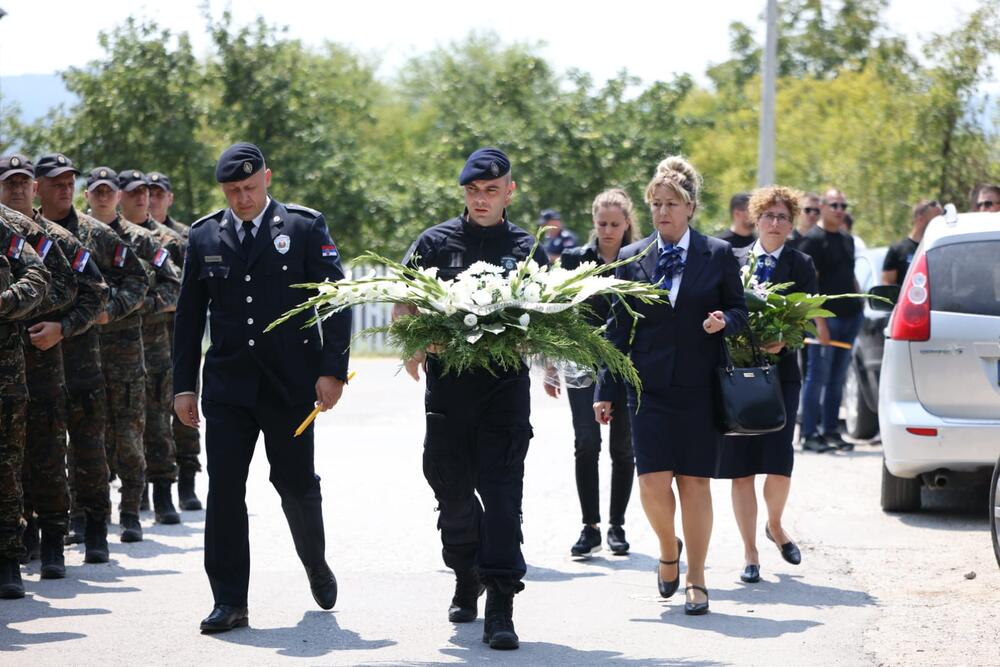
[868,284,898,311]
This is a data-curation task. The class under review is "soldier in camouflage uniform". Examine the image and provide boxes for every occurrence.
[0,155,81,578]
[148,172,202,511]
[119,169,183,525]
[0,208,50,599]
[39,158,148,550]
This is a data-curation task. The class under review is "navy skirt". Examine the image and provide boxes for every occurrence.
[716,381,800,478]
[628,385,721,477]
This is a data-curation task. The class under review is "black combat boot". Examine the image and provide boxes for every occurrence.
[64,514,85,546]
[177,473,203,511]
[139,483,150,512]
[482,584,520,650]
[84,514,110,563]
[0,557,25,599]
[40,530,66,579]
[119,512,143,543]
[21,516,40,564]
[448,569,485,623]
[152,481,181,525]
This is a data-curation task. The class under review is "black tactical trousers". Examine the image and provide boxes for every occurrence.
[423,357,532,591]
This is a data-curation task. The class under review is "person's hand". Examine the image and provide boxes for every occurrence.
[27,321,64,351]
[95,310,110,325]
[315,376,344,411]
[543,366,561,398]
[593,401,613,425]
[174,394,200,428]
[763,341,785,355]
[703,310,726,334]
[404,349,426,382]
[815,318,832,346]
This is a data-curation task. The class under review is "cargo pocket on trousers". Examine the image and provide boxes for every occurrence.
[423,411,454,491]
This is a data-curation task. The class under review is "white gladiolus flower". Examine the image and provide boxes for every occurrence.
[463,313,478,327]
[519,313,530,327]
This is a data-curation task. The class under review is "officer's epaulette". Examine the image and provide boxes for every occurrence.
[191,208,226,228]
[285,203,322,218]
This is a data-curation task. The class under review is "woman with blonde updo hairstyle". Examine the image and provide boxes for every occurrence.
[593,156,748,615]
[547,188,639,559]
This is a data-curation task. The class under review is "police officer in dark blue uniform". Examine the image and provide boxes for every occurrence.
[538,209,578,261]
[396,148,547,651]
[173,143,352,633]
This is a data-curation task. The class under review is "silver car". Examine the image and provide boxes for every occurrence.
[878,208,1000,512]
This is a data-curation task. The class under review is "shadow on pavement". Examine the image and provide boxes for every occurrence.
[0,596,109,651]
[524,564,605,582]
[577,551,688,575]
[19,562,179,600]
[88,537,202,560]
[208,610,395,658]
[634,608,822,639]
[710,573,876,609]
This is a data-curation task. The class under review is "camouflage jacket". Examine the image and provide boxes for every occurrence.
[33,209,110,338]
[162,215,190,242]
[0,203,76,321]
[54,208,148,323]
[0,213,50,323]
[140,215,186,269]
[112,217,181,314]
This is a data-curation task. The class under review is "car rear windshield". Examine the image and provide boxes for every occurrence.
[928,240,1000,317]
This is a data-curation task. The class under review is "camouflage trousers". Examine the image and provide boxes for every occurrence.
[142,316,177,483]
[63,327,111,519]
[0,329,27,559]
[167,315,200,475]
[99,320,146,515]
[22,337,70,534]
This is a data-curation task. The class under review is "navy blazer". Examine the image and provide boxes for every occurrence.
[172,198,352,408]
[753,245,818,384]
[596,229,748,401]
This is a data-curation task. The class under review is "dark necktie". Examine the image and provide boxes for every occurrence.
[241,220,255,258]
[654,245,685,290]
[755,254,776,282]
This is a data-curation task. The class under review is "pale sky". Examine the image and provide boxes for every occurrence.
[0,0,992,86]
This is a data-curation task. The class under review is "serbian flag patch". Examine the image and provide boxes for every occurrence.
[72,248,91,273]
[6,234,25,259]
[34,236,53,261]
[321,244,339,258]
[152,247,170,268]
[113,243,128,267]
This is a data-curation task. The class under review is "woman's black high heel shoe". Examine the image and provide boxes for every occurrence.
[657,538,683,598]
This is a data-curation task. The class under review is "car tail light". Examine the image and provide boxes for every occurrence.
[906,427,938,436]
[890,253,930,341]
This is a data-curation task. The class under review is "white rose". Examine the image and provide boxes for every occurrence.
[472,289,494,306]
[463,313,478,327]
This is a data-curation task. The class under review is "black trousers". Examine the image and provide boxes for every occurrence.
[423,357,532,591]
[566,386,634,527]
[202,380,325,607]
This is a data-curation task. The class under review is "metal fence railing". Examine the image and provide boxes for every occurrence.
[346,263,393,353]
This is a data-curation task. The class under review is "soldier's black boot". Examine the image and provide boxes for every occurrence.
[64,514,85,546]
[177,473,203,511]
[119,512,143,543]
[84,514,110,563]
[139,484,150,512]
[40,530,66,579]
[448,569,485,623]
[482,584,519,650]
[21,516,40,564]
[0,557,25,599]
[152,481,181,525]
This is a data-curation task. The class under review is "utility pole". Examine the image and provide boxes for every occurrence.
[758,0,778,186]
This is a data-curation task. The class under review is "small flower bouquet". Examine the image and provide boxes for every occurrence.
[267,237,665,390]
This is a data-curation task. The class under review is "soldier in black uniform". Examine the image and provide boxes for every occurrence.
[396,148,548,651]
[173,143,352,633]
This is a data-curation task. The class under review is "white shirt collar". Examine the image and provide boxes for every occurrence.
[752,239,784,261]
[656,227,691,254]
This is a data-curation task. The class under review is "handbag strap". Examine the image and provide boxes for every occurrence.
[721,320,768,371]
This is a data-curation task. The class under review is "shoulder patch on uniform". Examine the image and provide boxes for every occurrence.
[72,248,92,273]
[321,244,339,258]
[6,234,25,260]
[191,208,226,228]
[285,203,322,218]
[113,243,129,267]
[34,236,54,261]
[152,247,170,268]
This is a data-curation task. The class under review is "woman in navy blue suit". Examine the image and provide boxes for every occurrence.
[593,157,747,614]
[717,186,817,584]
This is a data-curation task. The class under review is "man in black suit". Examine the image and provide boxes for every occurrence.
[173,143,352,633]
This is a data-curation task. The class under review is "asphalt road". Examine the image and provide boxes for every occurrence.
[2,358,998,665]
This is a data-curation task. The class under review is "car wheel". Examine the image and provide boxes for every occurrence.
[991,455,1000,570]
[881,459,921,512]
[845,360,878,440]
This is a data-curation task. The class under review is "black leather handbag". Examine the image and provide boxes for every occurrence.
[715,327,786,436]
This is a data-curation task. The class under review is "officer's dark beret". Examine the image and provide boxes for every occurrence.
[118,169,148,192]
[216,142,265,183]
[537,209,561,225]
[147,171,172,191]
[87,167,119,192]
[0,154,35,181]
[34,153,81,178]
[458,147,510,186]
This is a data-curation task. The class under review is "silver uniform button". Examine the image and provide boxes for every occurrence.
[246,296,253,303]
[303,338,308,344]
[282,265,288,271]
[248,339,255,347]
[247,318,254,325]
[244,275,251,282]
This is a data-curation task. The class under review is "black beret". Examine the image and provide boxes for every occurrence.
[216,142,265,183]
[87,166,119,192]
[537,208,561,225]
[35,153,81,178]
[147,171,172,191]
[458,147,510,186]
[0,154,35,181]
[118,169,148,192]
